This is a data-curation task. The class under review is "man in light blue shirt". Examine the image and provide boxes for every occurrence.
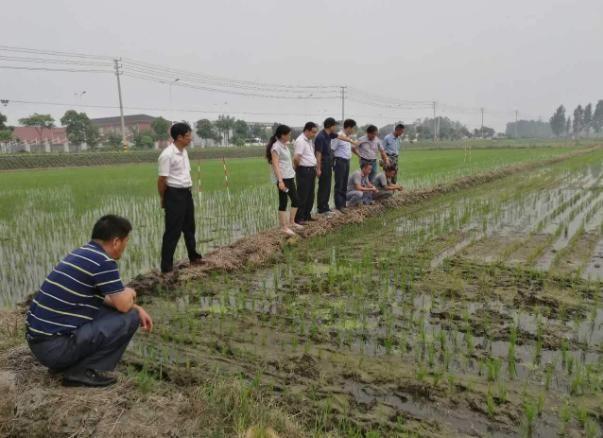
[331,119,357,212]
[382,124,405,183]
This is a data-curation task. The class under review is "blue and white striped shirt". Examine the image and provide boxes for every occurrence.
[26,241,124,338]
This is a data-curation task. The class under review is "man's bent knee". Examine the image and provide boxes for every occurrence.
[125,309,140,334]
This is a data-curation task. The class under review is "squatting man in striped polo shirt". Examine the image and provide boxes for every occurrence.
[26,215,153,387]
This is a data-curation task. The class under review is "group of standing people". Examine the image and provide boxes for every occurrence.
[24,120,406,387]
[266,118,405,236]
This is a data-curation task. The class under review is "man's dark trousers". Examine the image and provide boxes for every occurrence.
[387,154,399,184]
[295,166,316,223]
[333,157,350,210]
[28,306,139,373]
[161,186,198,273]
[317,156,333,213]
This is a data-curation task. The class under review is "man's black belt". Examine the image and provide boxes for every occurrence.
[166,186,192,191]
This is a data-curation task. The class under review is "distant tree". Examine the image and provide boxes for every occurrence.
[250,124,269,142]
[593,100,603,134]
[0,112,7,130]
[232,119,249,146]
[473,126,495,138]
[415,121,432,140]
[0,130,11,142]
[271,122,280,135]
[60,110,100,147]
[404,123,417,141]
[549,105,566,137]
[214,115,236,146]
[583,103,593,136]
[151,117,171,142]
[195,118,220,142]
[412,117,469,141]
[131,127,155,149]
[506,120,553,138]
[104,132,123,149]
[19,113,54,129]
[0,112,13,142]
[573,105,584,137]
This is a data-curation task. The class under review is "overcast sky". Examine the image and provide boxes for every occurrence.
[1,0,602,131]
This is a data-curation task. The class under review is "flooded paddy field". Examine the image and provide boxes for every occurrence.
[0,146,580,307]
[129,149,603,437]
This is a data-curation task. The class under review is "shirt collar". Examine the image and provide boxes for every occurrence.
[171,143,184,154]
[88,240,107,253]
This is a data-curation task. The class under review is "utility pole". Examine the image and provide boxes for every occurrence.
[432,101,437,142]
[340,86,346,122]
[480,107,484,138]
[114,58,127,150]
[514,110,519,139]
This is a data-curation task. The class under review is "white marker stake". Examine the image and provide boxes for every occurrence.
[222,156,231,202]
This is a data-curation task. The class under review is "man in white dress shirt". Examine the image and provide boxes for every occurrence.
[157,122,203,273]
[293,121,319,224]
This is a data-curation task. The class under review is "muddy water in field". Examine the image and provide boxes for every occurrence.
[131,152,603,437]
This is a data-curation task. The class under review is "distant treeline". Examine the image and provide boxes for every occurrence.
[549,100,603,138]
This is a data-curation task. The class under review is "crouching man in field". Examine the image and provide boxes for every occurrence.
[346,161,378,206]
[25,215,153,387]
[372,163,404,201]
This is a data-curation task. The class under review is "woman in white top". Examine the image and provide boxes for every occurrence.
[266,125,303,236]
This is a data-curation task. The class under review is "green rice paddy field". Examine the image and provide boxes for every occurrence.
[2,143,603,437]
[134,147,603,436]
[0,145,583,306]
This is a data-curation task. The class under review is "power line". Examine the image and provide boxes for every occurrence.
[0,45,114,61]
[123,71,340,100]
[0,55,112,67]
[3,97,421,120]
[121,58,340,91]
[0,45,543,125]
[0,65,112,74]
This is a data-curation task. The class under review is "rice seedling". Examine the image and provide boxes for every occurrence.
[486,357,502,382]
[508,321,518,379]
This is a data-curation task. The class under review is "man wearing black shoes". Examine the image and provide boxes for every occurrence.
[332,118,358,213]
[314,117,357,216]
[158,122,204,273]
[25,215,153,387]
[293,122,319,224]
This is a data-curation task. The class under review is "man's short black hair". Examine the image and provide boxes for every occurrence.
[395,124,405,130]
[91,215,132,241]
[366,125,378,134]
[323,117,338,129]
[360,161,373,169]
[170,122,192,140]
[303,121,318,132]
[343,119,357,129]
